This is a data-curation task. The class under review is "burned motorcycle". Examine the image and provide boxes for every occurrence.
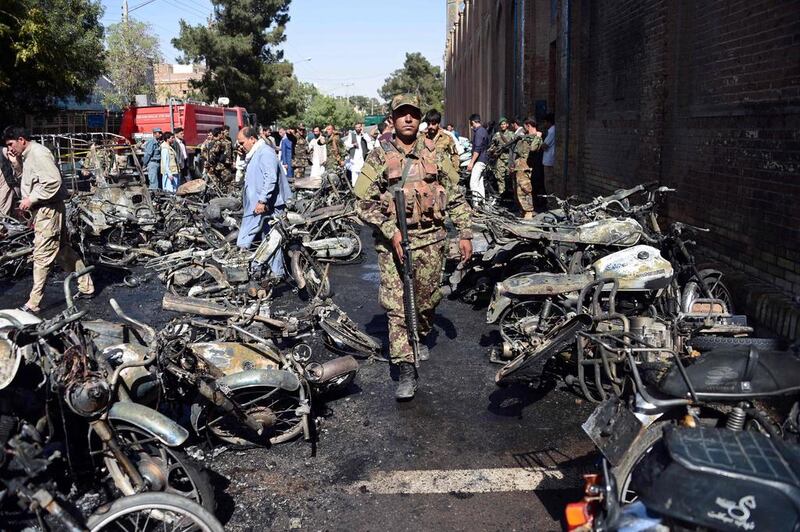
[89,310,359,447]
[69,182,160,268]
[148,210,331,302]
[489,220,734,364]
[0,421,222,531]
[0,269,216,513]
[449,183,668,304]
[0,213,33,279]
[567,425,800,532]
[159,290,381,359]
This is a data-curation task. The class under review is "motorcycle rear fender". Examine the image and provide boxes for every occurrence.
[108,402,189,447]
[486,288,512,324]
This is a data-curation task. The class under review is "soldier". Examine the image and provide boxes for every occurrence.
[486,117,516,198]
[422,109,460,185]
[3,127,94,313]
[511,117,544,219]
[207,128,233,189]
[320,124,344,173]
[354,94,473,401]
[292,125,309,178]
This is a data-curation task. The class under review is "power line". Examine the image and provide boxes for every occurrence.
[129,0,159,12]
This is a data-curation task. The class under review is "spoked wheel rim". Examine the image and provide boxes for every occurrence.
[104,425,210,510]
[202,386,306,446]
[298,253,331,298]
[498,299,568,347]
[88,492,222,532]
[167,267,228,299]
[320,314,380,356]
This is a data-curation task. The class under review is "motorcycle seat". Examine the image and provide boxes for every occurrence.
[665,427,800,489]
[637,426,800,532]
[658,346,800,399]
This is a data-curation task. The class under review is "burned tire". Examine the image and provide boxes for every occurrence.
[687,335,783,352]
[87,492,223,532]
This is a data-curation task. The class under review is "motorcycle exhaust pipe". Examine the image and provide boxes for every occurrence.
[288,249,306,289]
[501,341,516,360]
[305,356,359,384]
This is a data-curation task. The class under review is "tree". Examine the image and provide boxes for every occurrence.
[103,19,161,109]
[302,94,363,129]
[0,0,105,123]
[172,0,293,125]
[349,95,385,116]
[379,53,444,113]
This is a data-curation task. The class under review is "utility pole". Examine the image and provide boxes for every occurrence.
[122,0,129,22]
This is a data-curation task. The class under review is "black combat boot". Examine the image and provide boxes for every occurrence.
[395,363,418,401]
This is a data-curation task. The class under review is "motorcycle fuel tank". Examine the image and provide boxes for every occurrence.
[575,218,643,246]
[592,245,673,290]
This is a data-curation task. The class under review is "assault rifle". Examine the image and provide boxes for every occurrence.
[393,188,422,368]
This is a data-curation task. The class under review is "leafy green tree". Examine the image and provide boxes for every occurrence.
[278,80,319,126]
[379,52,443,113]
[302,94,363,130]
[0,0,105,122]
[103,19,161,109]
[349,95,385,116]
[172,0,293,125]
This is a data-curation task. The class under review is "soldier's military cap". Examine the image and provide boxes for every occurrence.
[390,94,421,112]
[498,116,508,124]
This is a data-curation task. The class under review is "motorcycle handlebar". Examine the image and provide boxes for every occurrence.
[63,266,94,309]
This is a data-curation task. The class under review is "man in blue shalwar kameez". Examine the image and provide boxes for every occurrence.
[236,126,291,277]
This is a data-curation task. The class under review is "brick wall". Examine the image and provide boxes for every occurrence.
[565,0,800,295]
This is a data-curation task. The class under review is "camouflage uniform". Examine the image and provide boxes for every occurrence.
[423,129,461,185]
[355,134,472,365]
[513,134,543,214]
[487,129,516,195]
[320,131,345,173]
[292,134,309,178]
[207,137,233,187]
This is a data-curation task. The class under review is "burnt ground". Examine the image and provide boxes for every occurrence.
[1,230,597,532]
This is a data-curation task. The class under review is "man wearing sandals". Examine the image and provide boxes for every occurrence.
[3,127,94,313]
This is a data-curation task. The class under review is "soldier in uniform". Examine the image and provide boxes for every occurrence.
[320,124,344,174]
[511,117,544,219]
[421,109,460,185]
[487,117,516,198]
[207,128,233,189]
[354,95,473,400]
[292,125,309,179]
[3,127,94,313]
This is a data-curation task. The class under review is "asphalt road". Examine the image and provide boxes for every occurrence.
[1,231,598,531]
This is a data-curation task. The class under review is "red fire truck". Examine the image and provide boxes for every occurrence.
[118,102,253,149]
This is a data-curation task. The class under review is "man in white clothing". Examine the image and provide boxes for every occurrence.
[344,122,373,185]
[307,126,327,182]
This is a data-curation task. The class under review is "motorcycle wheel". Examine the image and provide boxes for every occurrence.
[681,270,734,314]
[498,299,568,347]
[87,492,223,532]
[297,251,331,298]
[104,423,216,513]
[612,421,669,505]
[319,312,381,357]
[201,385,306,446]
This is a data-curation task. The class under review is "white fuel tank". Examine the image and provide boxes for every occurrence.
[576,218,643,246]
[592,245,673,290]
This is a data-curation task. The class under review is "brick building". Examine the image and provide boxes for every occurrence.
[154,63,205,103]
[445,0,800,321]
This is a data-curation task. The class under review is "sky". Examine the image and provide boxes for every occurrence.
[99,0,446,100]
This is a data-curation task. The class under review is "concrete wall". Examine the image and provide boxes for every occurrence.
[445,0,800,297]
